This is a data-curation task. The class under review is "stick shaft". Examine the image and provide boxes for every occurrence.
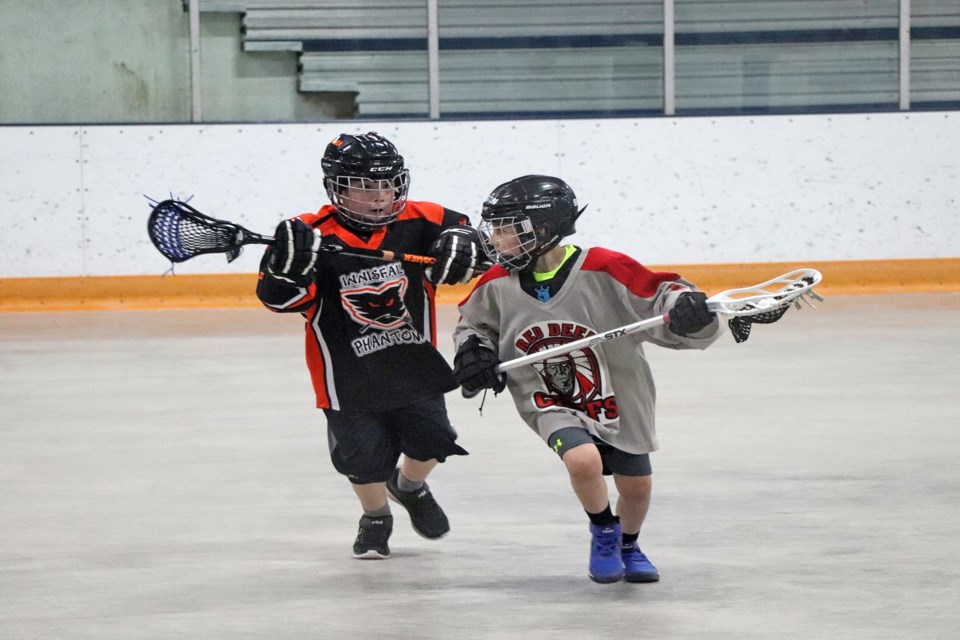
[495,313,670,373]
[370,249,436,265]
[259,235,438,265]
[322,244,494,271]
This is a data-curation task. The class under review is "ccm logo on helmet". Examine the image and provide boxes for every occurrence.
[368,166,393,173]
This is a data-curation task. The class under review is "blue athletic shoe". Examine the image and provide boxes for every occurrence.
[588,523,625,583]
[622,542,659,583]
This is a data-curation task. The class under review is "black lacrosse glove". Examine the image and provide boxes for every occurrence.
[426,226,486,285]
[668,291,716,336]
[268,219,320,287]
[454,335,507,397]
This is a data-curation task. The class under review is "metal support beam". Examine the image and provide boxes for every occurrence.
[189,0,203,122]
[427,0,440,119]
[663,0,676,115]
[899,0,911,110]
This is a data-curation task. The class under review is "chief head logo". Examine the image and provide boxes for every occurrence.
[533,349,601,406]
[518,320,619,423]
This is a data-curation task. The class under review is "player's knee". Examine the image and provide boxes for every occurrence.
[561,444,603,480]
[616,474,653,501]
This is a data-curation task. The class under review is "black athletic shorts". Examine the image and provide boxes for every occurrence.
[323,394,468,484]
[547,426,652,477]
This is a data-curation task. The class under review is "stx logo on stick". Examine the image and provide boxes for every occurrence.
[590,328,626,347]
[515,321,596,352]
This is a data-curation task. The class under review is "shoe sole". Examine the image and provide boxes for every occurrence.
[385,491,449,540]
[624,574,659,583]
[353,550,391,560]
[589,573,625,584]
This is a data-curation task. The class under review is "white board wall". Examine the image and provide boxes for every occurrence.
[0,112,957,278]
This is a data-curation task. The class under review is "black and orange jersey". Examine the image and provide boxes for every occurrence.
[257,201,469,412]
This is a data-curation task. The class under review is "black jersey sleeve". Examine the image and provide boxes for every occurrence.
[443,207,472,228]
[417,207,474,253]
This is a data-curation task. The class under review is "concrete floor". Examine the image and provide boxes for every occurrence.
[1,293,958,639]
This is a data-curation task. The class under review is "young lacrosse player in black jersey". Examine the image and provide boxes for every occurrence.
[452,175,722,583]
[256,132,486,559]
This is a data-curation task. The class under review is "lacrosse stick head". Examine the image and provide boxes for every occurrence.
[707,268,823,343]
[709,269,822,315]
[147,199,252,263]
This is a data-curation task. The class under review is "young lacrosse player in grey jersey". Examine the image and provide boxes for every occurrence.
[452,175,723,584]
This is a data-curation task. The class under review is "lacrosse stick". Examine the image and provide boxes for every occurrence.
[495,268,823,373]
[147,198,444,266]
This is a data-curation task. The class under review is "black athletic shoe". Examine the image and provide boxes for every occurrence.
[385,468,450,540]
[353,514,393,559]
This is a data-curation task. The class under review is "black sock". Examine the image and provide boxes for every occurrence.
[586,504,618,526]
[622,531,639,547]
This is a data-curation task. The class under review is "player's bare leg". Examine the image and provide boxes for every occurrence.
[398,456,437,483]
[613,473,658,583]
[613,474,651,535]
[351,481,393,560]
[352,481,389,512]
[562,444,625,583]
[561,444,608,512]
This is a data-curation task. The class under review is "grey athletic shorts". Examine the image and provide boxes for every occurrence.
[547,426,652,477]
[323,394,468,484]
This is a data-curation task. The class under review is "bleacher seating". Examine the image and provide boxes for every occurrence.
[241,3,429,51]
[188,0,960,117]
[190,0,661,118]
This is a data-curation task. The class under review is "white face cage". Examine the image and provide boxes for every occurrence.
[478,215,540,271]
[326,171,410,230]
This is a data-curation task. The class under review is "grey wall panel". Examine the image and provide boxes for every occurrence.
[675,1,899,32]
[912,41,960,102]
[676,42,899,110]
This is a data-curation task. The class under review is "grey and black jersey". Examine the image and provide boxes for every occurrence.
[455,246,723,454]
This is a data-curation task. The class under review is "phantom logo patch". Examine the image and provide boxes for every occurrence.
[340,263,425,356]
[342,280,409,331]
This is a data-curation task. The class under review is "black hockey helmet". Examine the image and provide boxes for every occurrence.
[478,175,586,271]
[321,132,410,231]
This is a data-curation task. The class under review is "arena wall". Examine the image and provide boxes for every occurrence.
[1,112,957,309]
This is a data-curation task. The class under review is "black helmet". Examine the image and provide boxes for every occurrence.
[321,132,410,231]
[478,175,586,271]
